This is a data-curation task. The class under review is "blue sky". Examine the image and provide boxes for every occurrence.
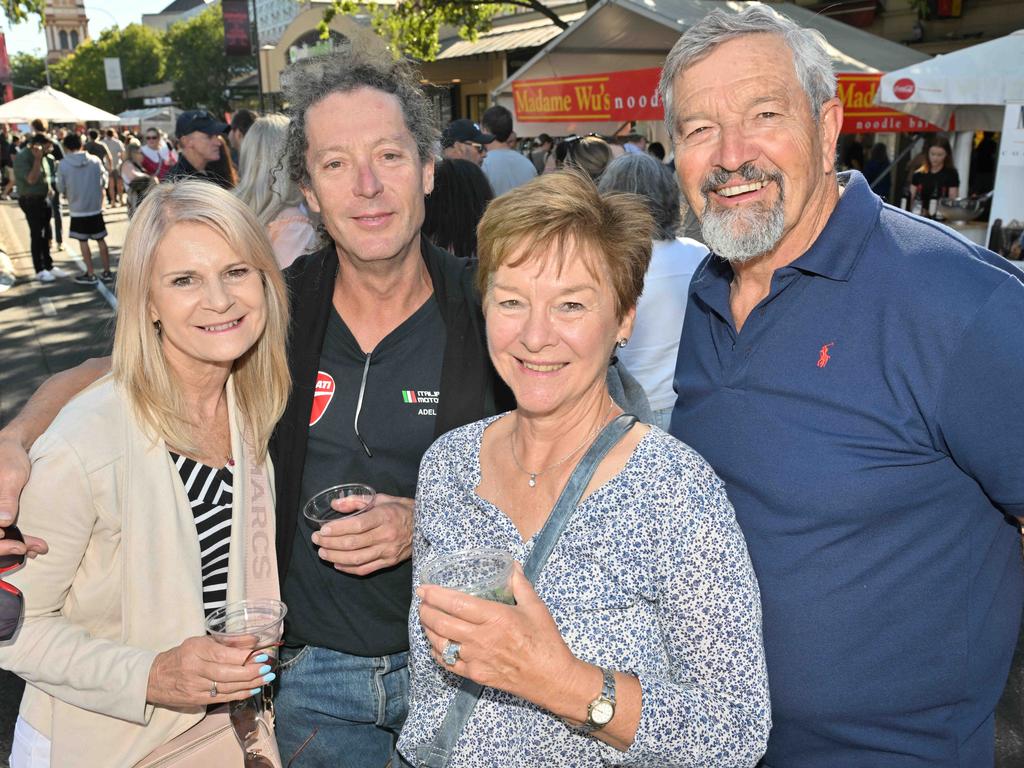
[4,0,178,57]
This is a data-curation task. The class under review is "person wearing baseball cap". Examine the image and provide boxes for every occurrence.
[440,118,492,166]
[165,109,231,188]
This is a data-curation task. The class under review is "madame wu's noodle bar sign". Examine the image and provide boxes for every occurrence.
[513,67,941,133]
[513,68,663,122]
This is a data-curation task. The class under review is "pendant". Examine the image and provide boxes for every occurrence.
[528,474,537,488]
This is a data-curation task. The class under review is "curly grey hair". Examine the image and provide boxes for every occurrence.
[598,153,680,241]
[658,5,836,138]
[282,49,439,188]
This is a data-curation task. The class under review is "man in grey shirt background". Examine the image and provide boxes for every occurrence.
[480,105,536,196]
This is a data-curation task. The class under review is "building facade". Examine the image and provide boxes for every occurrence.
[43,0,88,65]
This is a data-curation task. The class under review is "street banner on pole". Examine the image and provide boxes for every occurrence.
[223,0,253,56]
[104,57,123,91]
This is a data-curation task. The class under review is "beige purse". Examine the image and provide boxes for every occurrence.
[135,441,283,768]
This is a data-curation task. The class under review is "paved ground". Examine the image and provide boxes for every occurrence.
[0,197,127,765]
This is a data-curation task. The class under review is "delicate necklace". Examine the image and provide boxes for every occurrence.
[509,399,615,488]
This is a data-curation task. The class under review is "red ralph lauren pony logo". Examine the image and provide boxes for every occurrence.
[817,342,835,368]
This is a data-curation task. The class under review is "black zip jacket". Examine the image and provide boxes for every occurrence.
[271,236,512,579]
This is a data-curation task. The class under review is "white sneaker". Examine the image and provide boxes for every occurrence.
[49,266,71,278]
[36,270,55,283]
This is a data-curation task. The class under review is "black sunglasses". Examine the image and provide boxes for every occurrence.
[0,526,25,642]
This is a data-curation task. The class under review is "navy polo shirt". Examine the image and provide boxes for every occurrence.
[671,172,1024,767]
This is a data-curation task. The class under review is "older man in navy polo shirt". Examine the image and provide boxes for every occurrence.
[662,7,1024,767]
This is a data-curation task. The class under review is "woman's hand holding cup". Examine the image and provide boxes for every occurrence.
[417,561,586,712]
[145,635,274,708]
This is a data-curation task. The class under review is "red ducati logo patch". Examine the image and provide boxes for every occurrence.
[309,371,336,426]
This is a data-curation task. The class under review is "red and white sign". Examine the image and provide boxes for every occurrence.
[892,78,916,101]
[838,73,941,133]
[513,68,663,123]
[309,371,335,426]
[513,67,939,133]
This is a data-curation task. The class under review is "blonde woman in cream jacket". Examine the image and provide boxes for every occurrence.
[0,181,290,768]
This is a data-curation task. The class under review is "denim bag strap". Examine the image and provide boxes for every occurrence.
[417,413,638,768]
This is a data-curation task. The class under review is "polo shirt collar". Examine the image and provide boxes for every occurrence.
[690,170,879,301]
[789,170,878,282]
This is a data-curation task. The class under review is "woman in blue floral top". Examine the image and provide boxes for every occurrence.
[398,170,770,767]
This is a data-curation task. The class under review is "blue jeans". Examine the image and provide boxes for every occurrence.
[275,644,411,768]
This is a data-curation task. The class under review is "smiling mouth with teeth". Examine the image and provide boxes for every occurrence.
[522,361,565,373]
[716,180,769,198]
[201,319,242,332]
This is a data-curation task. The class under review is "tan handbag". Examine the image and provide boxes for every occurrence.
[135,440,283,768]
[133,702,279,768]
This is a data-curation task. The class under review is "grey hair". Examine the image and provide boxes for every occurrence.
[282,48,439,188]
[235,114,305,227]
[598,153,680,240]
[658,5,836,138]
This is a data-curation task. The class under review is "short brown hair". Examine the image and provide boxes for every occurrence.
[476,170,653,319]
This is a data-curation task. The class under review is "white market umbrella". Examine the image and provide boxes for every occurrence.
[0,85,121,124]
[875,30,1024,131]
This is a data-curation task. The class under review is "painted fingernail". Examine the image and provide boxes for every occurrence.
[250,687,261,695]
[259,664,272,675]
[262,672,276,684]
[253,654,269,663]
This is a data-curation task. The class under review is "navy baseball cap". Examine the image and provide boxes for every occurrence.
[441,119,494,148]
[176,110,229,139]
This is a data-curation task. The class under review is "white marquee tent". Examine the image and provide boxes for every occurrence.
[0,86,121,124]
[875,29,1024,132]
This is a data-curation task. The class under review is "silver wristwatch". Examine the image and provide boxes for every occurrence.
[580,667,616,734]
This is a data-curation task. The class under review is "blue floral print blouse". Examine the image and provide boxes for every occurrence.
[398,415,770,767]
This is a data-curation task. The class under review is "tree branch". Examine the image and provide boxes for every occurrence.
[438,0,570,28]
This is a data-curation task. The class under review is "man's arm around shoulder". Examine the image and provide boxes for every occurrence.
[0,357,111,528]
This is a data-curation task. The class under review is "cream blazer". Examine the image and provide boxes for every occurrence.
[0,375,277,767]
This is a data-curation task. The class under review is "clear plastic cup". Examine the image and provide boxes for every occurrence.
[205,598,287,651]
[205,598,287,753]
[421,548,515,604]
[303,483,376,529]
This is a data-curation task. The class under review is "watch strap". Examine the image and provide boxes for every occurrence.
[580,667,617,734]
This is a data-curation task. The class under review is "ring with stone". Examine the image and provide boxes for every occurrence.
[209,681,218,698]
[441,640,461,666]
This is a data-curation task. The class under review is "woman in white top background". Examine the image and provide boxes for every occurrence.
[598,153,708,430]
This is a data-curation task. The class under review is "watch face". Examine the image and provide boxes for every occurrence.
[591,699,614,725]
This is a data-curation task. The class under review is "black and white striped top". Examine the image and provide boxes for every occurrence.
[170,452,233,618]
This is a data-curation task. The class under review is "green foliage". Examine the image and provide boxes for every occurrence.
[49,24,165,112]
[321,0,557,62]
[9,52,47,93]
[0,0,42,26]
[164,4,254,114]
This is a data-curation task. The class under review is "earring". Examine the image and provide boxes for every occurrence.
[153,319,162,335]
[617,338,628,348]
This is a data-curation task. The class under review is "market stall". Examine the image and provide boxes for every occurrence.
[877,30,1024,251]
[494,0,930,139]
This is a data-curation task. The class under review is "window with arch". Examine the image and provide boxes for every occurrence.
[70,30,79,48]
[59,30,69,49]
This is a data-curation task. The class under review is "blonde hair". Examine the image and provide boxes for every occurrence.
[476,169,652,319]
[235,114,304,226]
[111,181,290,461]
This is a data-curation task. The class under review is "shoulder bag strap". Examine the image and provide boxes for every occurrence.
[244,440,280,602]
[417,413,638,768]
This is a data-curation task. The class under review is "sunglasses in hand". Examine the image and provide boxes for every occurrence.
[0,526,26,642]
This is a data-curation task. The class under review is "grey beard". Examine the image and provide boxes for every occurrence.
[700,198,785,264]
[698,164,785,264]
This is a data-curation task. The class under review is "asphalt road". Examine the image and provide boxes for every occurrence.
[0,196,126,766]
